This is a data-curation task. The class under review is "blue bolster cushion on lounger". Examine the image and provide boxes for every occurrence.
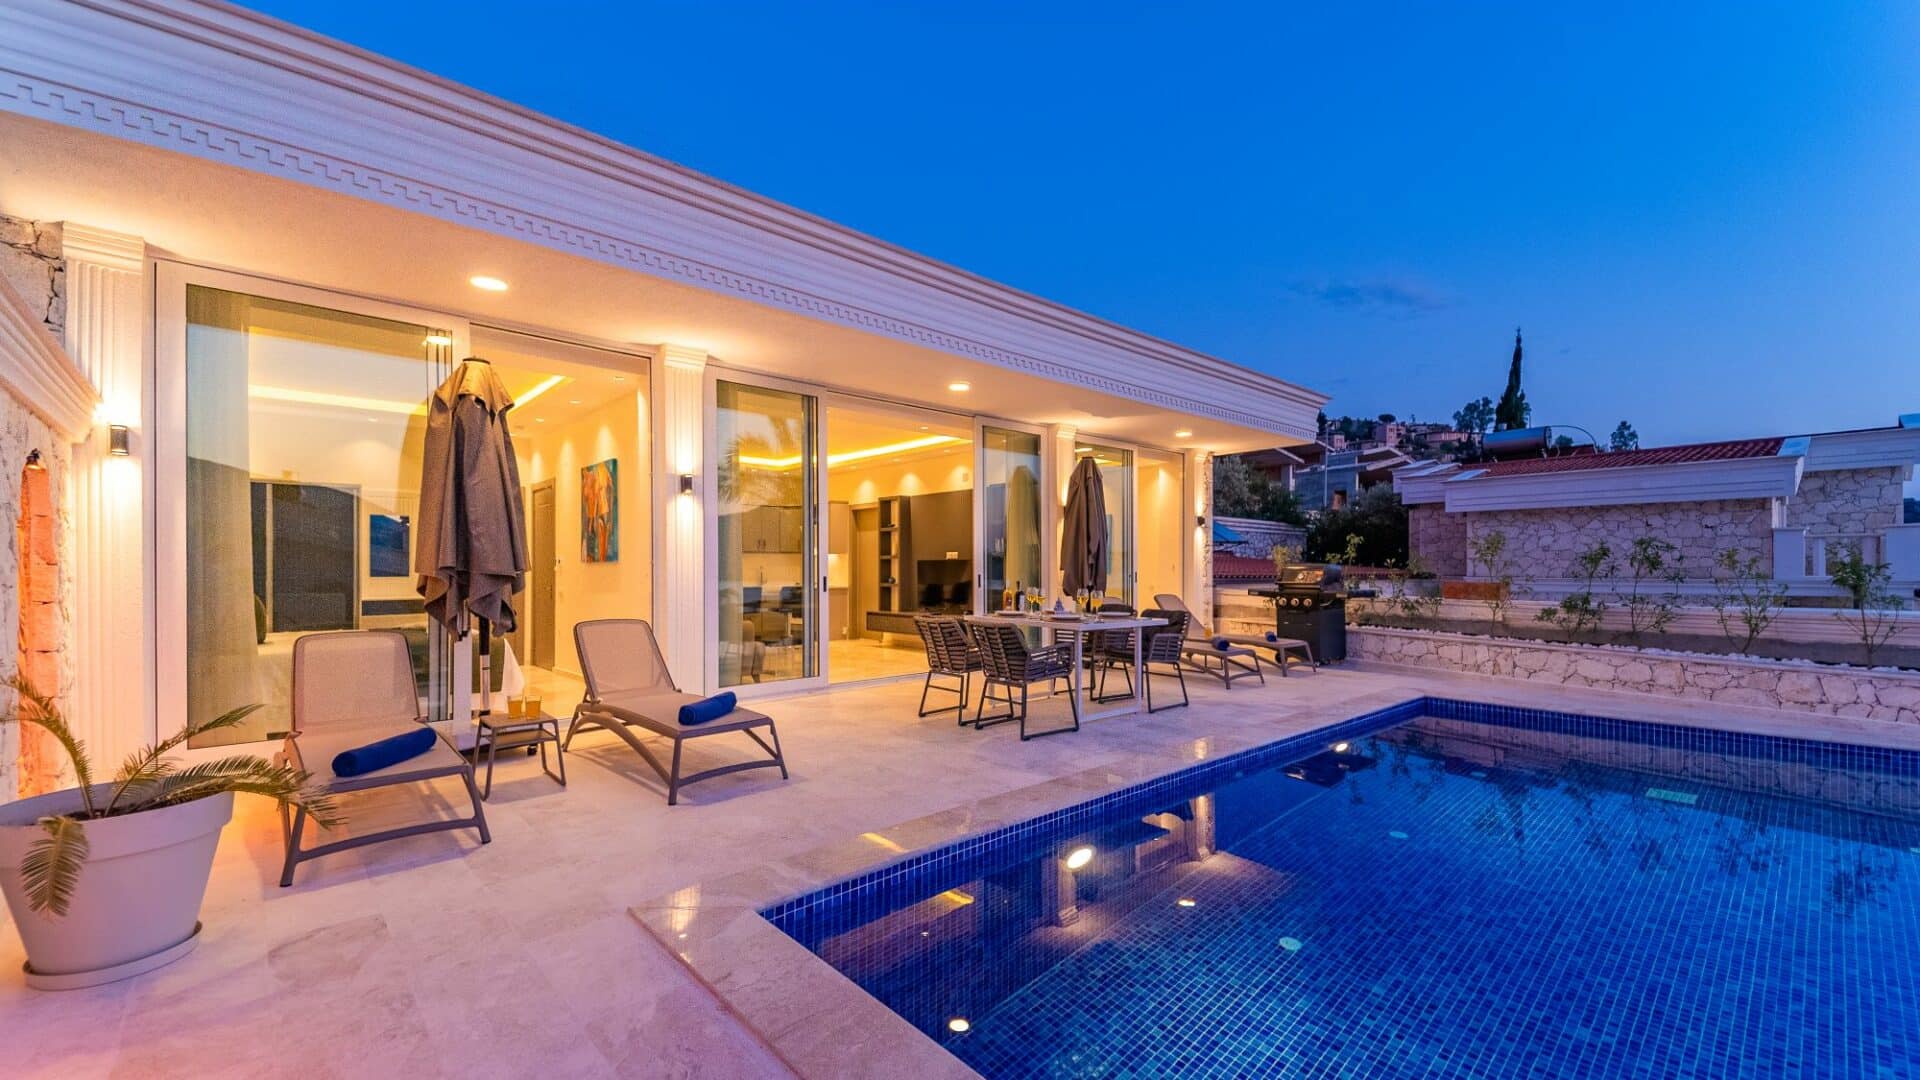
[1265,631,1279,642]
[1213,637,1232,651]
[679,691,738,726]
[331,727,437,778]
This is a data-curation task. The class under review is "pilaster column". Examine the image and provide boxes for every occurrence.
[651,344,707,689]
[1188,450,1215,632]
[61,223,148,767]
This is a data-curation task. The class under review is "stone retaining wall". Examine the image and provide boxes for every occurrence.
[1351,626,1920,724]
[1462,499,1772,581]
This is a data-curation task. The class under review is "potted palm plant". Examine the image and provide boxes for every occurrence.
[0,678,338,989]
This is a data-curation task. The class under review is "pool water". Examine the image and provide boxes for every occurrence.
[766,699,1920,1078]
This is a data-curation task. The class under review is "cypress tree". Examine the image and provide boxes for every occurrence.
[1494,327,1530,430]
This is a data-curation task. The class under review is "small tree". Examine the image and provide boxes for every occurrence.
[1829,547,1906,668]
[1707,548,1787,654]
[1537,540,1615,636]
[1303,486,1408,567]
[1620,536,1685,642]
[1453,396,1495,435]
[1609,421,1640,451]
[1384,554,1442,623]
[1467,529,1520,626]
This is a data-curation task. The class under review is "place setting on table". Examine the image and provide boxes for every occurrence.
[969,590,1168,723]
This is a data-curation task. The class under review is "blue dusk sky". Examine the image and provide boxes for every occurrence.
[253,1,1919,452]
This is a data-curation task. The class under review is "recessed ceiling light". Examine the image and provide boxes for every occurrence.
[947,1018,971,1034]
[1174,428,1193,439]
[1064,846,1095,870]
[1331,741,1350,753]
[424,333,454,346]
[469,275,508,292]
[534,417,546,423]
[1176,897,1197,908]
[568,399,582,405]
[947,381,971,392]
[613,375,626,382]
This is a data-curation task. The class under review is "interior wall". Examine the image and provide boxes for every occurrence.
[1137,451,1185,607]
[521,388,651,676]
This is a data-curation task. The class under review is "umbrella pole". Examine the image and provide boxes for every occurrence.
[477,616,493,716]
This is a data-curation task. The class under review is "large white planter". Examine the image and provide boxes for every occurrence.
[0,784,232,990]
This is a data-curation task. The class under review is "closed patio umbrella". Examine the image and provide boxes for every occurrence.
[1060,456,1108,596]
[416,357,527,645]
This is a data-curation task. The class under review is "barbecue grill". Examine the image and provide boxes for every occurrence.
[1250,563,1347,662]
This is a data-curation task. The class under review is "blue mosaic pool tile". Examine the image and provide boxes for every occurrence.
[766,697,1920,1077]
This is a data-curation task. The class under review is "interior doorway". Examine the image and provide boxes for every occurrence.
[529,479,557,668]
[824,402,974,685]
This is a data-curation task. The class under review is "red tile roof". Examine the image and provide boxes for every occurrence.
[1213,553,1277,583]
[1467,437,1785,478]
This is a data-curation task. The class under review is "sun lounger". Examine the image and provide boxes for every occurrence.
[278,630,490,887]
[566,619,788,805]
[1152,591,1320,676]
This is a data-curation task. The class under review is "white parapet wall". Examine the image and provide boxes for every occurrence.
[1350,626,1920,724]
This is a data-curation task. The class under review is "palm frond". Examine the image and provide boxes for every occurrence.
[5,677,94,816]
[143,756,342,830]
[22,815,89,916]
[106,704,264,814]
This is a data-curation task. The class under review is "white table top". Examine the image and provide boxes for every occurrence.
[967,612,1167,631]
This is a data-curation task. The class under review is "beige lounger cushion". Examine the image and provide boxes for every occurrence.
[584,690,772,738]
[285,720,467,785]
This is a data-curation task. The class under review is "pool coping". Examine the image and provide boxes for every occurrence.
[627,686,1427,1078]
[628,681,1920,1078]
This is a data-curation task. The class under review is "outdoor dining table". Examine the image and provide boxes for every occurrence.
[967,611,1169,723]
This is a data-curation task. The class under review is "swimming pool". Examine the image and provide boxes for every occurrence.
[765,698,1920,1077]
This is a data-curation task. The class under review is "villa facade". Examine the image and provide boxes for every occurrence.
[1397,424,1920,597]
[0,0,1325,800]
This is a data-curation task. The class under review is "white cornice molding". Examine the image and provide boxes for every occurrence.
[0,0,1326,438]
[1440,455,1803,513]
[0,272,98,440]
[59,222,144,273]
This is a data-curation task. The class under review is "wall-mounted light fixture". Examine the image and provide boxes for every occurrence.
[1195,514,1207,530]
[108,424,131,457]
[677,473,695,495]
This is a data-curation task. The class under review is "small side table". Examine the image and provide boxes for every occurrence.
[475,712,566,799]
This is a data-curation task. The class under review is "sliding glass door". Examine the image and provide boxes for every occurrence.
[978,425,1045,612]
[1073,439,1135,606]
[174,278,462,746]
[714,380,819,689]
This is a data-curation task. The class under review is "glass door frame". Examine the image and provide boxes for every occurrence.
[1063,433,1190,609]
[972,416,1052,613]
[152,259,475,745]
[815,392,976,687]
[702,367,829,699]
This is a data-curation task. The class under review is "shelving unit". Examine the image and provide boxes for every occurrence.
[875,496,907,617]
